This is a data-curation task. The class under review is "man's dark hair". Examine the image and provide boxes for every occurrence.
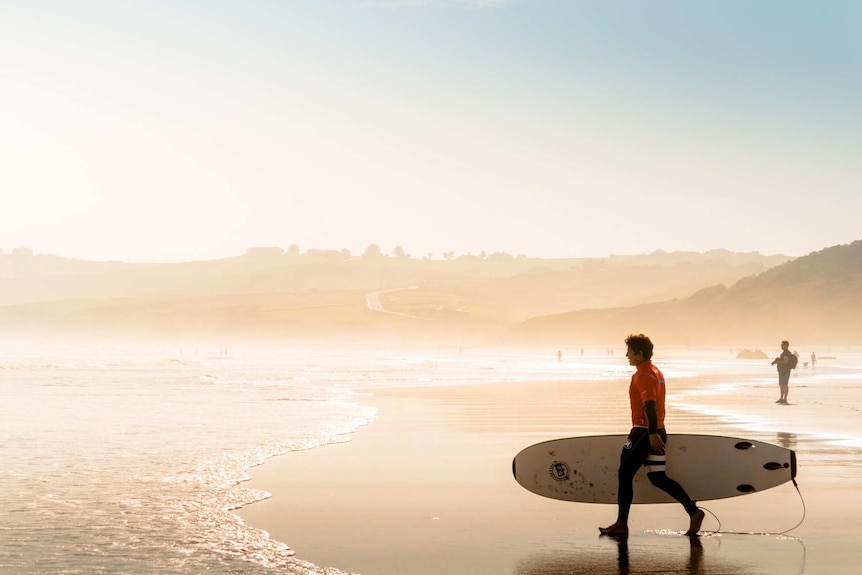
[625,333,654,360]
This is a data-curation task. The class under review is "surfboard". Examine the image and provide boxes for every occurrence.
[512,434,796,504]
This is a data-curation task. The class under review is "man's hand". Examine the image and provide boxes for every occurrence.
[649,433,665,454]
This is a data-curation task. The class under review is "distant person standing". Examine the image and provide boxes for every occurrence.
[770,340,794,404]
[557,349,562,362]
[599,333,704,537]
[811,351,817,368]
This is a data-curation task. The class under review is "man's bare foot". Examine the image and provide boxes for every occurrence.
[685,509,705,536]
[599,522,629,537]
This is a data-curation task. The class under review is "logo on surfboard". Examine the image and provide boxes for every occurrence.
[549,461,570,481]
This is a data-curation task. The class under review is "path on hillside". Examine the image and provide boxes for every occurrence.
[365,287,426,320]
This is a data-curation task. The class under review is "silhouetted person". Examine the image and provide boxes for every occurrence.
[771,340,793,404]
[599,333,704,538]
[811,351,817,368]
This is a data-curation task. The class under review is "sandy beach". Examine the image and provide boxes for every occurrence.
[237,371,862,575]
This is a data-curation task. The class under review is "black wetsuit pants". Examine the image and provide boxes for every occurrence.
[615,427,698,524]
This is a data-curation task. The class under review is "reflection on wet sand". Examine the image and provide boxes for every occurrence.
[608,534,703,575]
[776,432,798,450]
[514,536,761,575]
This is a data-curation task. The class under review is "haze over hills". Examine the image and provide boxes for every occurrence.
[516,239,862,346]
[0,246,796,345]
[0,247,789,308]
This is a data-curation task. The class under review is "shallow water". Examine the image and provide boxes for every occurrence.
[0,341,375,574]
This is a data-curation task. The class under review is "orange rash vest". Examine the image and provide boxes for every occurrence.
[629,360,666,429]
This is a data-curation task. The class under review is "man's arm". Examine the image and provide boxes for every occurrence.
[644,400,665,454]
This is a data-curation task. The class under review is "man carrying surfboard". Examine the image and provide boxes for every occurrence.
[599,333,705,537]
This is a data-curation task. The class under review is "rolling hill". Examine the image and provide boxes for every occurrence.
[513,240,862,346]
[0,246,808,345]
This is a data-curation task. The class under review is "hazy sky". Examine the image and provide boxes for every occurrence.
[2,1,860,262]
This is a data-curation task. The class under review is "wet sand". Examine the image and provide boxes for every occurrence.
[237,377,862,575]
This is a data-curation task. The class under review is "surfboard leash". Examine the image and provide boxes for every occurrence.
[699,477,806,536]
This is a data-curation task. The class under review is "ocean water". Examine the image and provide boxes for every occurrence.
[0,341,378,575]
[1,341,860,574]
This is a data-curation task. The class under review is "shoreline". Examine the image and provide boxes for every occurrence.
[237,375,862,575]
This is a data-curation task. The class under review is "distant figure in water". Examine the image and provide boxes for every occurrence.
[811,351,817,368]
[557,350,562,362]
[770,340,794,404]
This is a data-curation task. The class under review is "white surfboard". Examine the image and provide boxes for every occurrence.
[512,434,796,504]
